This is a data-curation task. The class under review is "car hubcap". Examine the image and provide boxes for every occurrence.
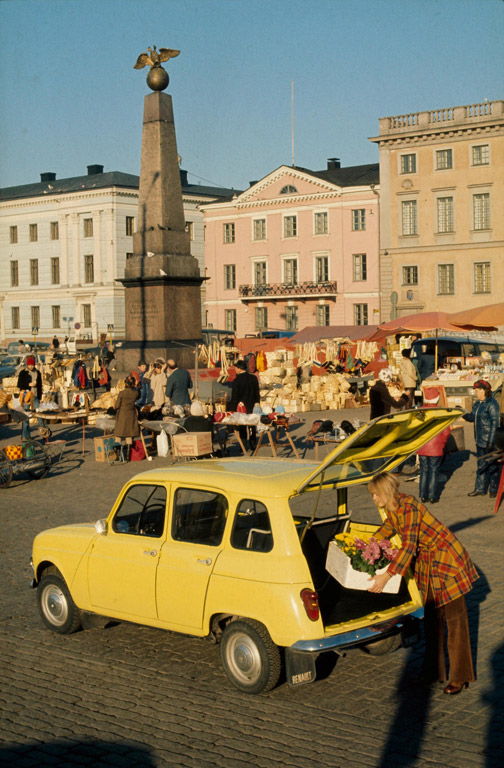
[227,632,261,684]
[41,585,68,626]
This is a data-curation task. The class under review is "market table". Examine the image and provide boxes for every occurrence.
[252,419,302,459]
[36,409,101,455]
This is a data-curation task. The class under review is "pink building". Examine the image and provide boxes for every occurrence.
[201,160,380,337]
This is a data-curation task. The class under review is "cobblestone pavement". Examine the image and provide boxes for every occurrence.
[0,408,503,767]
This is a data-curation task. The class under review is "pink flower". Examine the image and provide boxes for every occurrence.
[363,538,381,565]
[354,538,367,551]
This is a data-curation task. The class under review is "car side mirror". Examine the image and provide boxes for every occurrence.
[95,519,107,535]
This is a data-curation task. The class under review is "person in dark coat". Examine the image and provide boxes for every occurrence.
[228,360,260,451]
[369,368,408,420]
[180,400,212,433]
[165,359,193,407]
[113,376,140,461]
[17,356,43,439]
[463,379,500,497]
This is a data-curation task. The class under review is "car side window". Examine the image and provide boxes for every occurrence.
[112,484,166,538]
[172,488,227,546]
[231,500,273,552]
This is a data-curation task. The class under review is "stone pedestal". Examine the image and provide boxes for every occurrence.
[117,89,204,370]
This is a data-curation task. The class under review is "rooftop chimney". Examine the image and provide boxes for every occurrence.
[40,172,56,182]
[179,169,188,187]
[87,164,104,176]
[327,158,341,170]
[249,180,258,187]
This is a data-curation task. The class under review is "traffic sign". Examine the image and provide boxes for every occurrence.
[74,322,81,330]
[32,327,39,335]
[107,324,114,331]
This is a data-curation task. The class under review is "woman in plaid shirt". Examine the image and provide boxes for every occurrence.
[367,472,479,696]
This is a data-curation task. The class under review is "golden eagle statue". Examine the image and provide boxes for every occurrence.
[134,46,180,70]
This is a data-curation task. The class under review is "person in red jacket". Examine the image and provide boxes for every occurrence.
[417,388,451,503]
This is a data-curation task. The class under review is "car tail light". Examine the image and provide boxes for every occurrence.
[300,588,319,621]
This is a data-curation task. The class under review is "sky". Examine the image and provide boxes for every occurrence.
[1,0,503,191]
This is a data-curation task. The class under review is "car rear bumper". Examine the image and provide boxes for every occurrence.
[290,607,423,653]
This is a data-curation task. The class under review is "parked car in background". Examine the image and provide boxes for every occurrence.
[411,336,504,370]
[31,409,461,694]
[0,356,18,382]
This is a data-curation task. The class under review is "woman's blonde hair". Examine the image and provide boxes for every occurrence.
[368,472,400,510]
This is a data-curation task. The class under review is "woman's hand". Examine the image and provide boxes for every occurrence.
[368,572,391,593]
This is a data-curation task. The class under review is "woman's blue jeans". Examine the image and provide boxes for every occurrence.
[419,455,443,499]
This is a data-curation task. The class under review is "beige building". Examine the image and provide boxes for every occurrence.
[370,100,504,321]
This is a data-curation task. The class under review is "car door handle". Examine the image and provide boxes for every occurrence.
[144,549,157,556]
[197,558,212,565]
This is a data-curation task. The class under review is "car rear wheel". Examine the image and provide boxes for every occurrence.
[220,619,281,694]
[361,634,402,656]
[37,574,81,634]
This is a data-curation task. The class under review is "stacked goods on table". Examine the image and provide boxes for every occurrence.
[257,349,366,412]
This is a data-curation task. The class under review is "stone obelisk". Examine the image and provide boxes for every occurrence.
[117,47,203,369]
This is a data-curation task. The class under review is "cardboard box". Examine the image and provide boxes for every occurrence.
[172,432,213,457]
[94,436,116,463]
[447,396,473,411]
[326,541,401,594]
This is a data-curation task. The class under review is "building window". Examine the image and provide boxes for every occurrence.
[30,259,39,286]
[438,264,455,295]
[437,197,454,233]
[12,306,20,330]
[223,223,235,244]
[31,306,40,330]
[315,255,329,283]
[185,221,194,240]
[283,215,297,238]
[401,200,418,236]
[126,216,134,236]
[51,257,60,285]
[10,226,18,244]
[474,262,491,294]
[400,154,416,174]
[84,254,94,283]
[314,212,328,235]
[253,219,266,241]
[29,224,38,242]
[280,185,297,195]
[224,309,237,333]
[283,258,298,284]
[473,193,490,230]
[224,264,236,290]
[50,221,59,240]
[285,306,298,331]
[83,304,92,328]
[84,218,93,237]
[402,266,418,285]
[10,261,19,287]
[353,254,367,281]
[126,252,134,260]
[472,145,489,166]
[255,307,268,331]
[436,149,453,170]
[254,261,267,285]
[354,303,368,325]
[316,305,330,326]
[52,305,61,328]
[351,209,366,231]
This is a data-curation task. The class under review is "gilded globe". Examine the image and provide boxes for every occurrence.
[146,66,169,92]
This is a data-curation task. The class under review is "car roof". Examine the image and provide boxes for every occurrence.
[131,458,319,499]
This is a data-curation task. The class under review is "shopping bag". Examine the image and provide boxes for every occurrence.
[156,430,169,458]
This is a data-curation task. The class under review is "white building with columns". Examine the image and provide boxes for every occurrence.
[0,165,237,344]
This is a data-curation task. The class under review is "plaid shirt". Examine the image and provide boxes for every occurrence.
[375,493,479,607]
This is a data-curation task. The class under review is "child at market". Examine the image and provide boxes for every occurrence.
[417,388,451,503]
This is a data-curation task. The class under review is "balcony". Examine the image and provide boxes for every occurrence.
[238,280,338,301]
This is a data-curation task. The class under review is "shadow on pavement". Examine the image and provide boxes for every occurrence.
[0,740,156,766]
[437,449,471,497]
[484,642,504,768]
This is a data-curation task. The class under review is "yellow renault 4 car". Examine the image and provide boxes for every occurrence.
[31,408,462,694]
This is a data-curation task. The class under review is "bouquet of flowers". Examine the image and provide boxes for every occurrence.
[333,533,398,577]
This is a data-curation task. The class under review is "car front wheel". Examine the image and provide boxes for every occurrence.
[220,619,281,694]
[37,574,82,634]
